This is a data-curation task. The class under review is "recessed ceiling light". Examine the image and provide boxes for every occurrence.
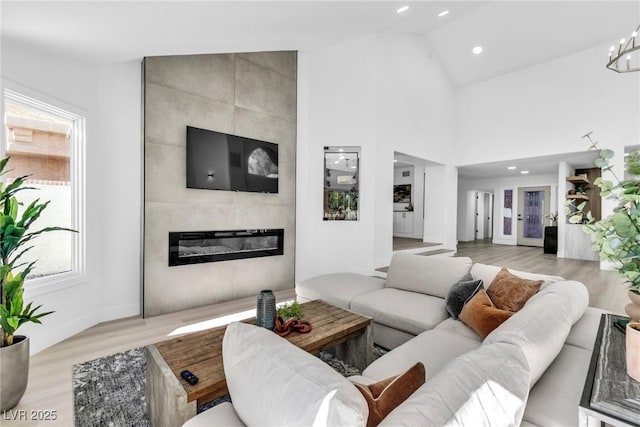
[338,148,344,152]
[334,160,340,164]
[393,159,398,162]
[339,155,345,160]
[397,5,409,14]
[507,166,517,170]
[521,170,529,174]
[472,46,483,55]
[438,10,449,17]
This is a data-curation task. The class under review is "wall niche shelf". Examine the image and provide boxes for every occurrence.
[564,168,601,224]
[566,176,590,185]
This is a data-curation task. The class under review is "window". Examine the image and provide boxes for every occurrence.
[3,89,85,286]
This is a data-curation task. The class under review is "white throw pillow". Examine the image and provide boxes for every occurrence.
[385,253,473,298]
[222,322,368,427]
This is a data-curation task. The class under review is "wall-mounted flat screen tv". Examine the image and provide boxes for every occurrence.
[186,126,279,193]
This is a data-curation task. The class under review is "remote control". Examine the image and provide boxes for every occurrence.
[614,318,630,335]
[180,370,199,385]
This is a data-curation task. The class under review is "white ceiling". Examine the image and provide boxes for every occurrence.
[3,1,638,182]
[457,150,601,180]
[2,1,638,88]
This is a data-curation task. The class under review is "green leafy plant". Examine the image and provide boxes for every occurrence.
[546,212,559,226]
[574,132,640,292]
[0,158,76,347]
[277,301,304,320]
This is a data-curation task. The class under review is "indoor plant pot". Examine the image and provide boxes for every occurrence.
[0,157,75,410]
[627,290,640,322]
[0,335,29,411]
[626,322,640,382]
[575,135,640,380]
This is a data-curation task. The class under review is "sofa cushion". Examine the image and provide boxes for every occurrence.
[296,273,385,309]
[486,267,543,312]
[354,362,426,427]
[182,402,245,427]
[470,263,564,290]
[350,288,448,336]
[222,322,368,427]
[522,344,592,427]
[385,253,472,298]
[484,281,588,387]
[362,329,481,382]
[445,279,484,319]
[459,289,513,339]
[566,306,606,350]
[378,342,530,427]
[433,318,481,342]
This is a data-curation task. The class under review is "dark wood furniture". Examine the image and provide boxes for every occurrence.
[544,226,558,254]
[146,300,373,427]
[579,314,640,427]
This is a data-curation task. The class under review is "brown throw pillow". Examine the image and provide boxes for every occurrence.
[354,362,426,427]
[486,267,543,312]
[459,289,513,339]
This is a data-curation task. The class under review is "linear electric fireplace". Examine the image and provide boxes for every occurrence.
[168,229,284,266]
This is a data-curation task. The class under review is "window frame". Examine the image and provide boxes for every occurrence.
[2,83,86,296]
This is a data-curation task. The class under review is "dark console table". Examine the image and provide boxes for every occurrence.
[544,226,558,254]
[579,314,640,427]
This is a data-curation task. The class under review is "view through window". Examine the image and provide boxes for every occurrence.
[3,90,83,281]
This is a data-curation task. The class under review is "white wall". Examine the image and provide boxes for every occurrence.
[424,165,458,248]
[297,33,457,280]
[96,62,142,319]
[455,44,640,165]
[296,35,378,280]
[374,34,456,267]
[1,41,141,353]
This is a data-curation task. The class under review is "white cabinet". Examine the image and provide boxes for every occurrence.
[393,211,414,235]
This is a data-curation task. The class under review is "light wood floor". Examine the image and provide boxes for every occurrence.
[392,237,440,251]
[456,239,628,316]
[4,241,630,426]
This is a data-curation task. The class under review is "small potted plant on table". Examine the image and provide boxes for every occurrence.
[274,302,312,337]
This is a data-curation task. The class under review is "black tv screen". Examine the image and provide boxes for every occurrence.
[186,126,279,193]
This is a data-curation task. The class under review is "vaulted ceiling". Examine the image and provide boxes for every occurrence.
[2,1,638,88]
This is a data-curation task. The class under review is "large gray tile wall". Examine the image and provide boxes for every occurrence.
[143,52,297,316]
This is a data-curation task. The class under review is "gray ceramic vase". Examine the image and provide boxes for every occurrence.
[256,290,276,330]
[0,335,29,412]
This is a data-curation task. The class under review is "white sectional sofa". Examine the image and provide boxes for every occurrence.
[185,252,605,427]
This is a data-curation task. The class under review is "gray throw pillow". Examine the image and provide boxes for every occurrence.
[445,279,484,319]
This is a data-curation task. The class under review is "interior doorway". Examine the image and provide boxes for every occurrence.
[517,186,550,247]
[392,152,425,240]
[474,192,494,240]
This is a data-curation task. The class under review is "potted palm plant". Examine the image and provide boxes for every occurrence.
[572,135,640,313]
[0,157,75,411]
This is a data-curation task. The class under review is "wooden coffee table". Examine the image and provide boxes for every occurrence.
[145,300,373,427]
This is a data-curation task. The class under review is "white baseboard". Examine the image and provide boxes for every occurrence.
[28,304,140,355]
[99,303,140,323]
[29,313,99,355]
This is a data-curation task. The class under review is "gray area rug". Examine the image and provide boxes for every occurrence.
[72,345,387,426]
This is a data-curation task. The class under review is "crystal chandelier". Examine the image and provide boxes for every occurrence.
[607,24,640,73]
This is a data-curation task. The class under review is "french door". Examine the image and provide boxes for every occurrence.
[516,186,550,247]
